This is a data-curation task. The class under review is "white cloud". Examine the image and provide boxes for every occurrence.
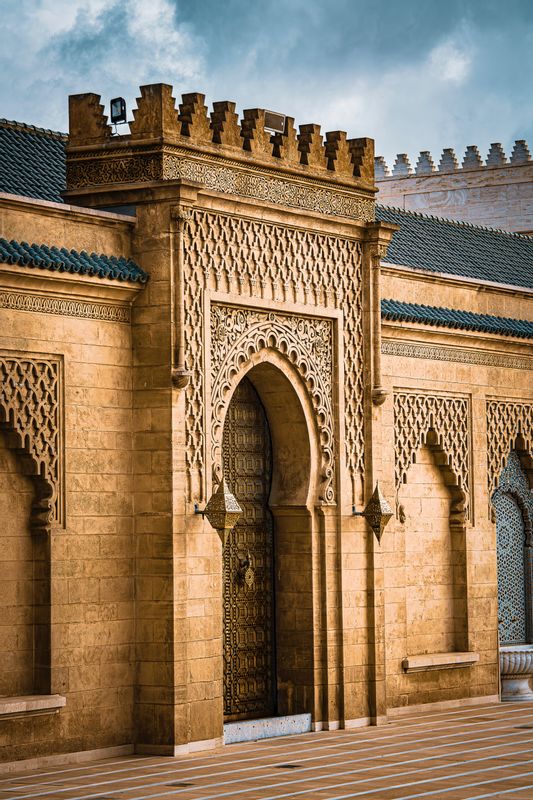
[429,40,472,84]
[0,0,206,129]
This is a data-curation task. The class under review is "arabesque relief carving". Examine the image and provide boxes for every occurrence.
[0,291,130,323]
[181,209,364,504]
[486,399,533,517]
[394,390,472,520]
[67,149,375,222]
[210,304,336,504]
[382,340,533,371]
[0,354,63,531]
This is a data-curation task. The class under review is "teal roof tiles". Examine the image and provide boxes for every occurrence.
[0,119,66,203]
[382,299,533,339]
[0,238,148,284]
[376,205,533,290]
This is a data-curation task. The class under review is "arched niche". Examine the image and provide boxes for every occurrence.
[218,351,322,719]
[397,430,468,659]
[493,450,533,645]
[0,428,51,696]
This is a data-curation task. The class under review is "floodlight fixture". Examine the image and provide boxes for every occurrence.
[264,110,286,134]
[110,97,127,125]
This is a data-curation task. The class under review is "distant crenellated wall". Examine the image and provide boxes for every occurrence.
[375,141,533,234]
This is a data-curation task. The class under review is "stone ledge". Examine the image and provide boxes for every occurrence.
[402,652,480,673]
[224,713,312,744]
[0,695,66,717]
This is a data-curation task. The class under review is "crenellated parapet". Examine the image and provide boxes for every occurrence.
[376,140,532,178]
[65,83,376,220]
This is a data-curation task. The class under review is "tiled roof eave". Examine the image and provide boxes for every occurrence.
[381,299,533,341]
[382,316,533,342]
[0,238,148,285]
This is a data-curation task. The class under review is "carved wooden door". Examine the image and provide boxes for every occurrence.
[222,377,276,720]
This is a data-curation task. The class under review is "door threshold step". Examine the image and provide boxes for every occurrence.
[224,713,312,744]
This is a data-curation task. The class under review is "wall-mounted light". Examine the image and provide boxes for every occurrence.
[264,110,286,134]
[110,97,127,125]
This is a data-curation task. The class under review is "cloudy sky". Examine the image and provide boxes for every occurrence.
[1,0,532,166]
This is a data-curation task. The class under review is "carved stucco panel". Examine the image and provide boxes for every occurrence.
[210,303,336,504]
[0,354,63,529]
[394,390,472,520]
[182,209,364,504]
[487,400,533,517]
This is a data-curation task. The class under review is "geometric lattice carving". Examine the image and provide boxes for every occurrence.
[0,354,62,529]
[210,303,336,504]
[182,209,364,504]
[487,400,533,518]
[494,452,533,645]
[394,390,471,520]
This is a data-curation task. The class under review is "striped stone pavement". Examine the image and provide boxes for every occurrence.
[1,702,533,800]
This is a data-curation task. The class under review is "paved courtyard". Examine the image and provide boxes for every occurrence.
[1,702,533,800]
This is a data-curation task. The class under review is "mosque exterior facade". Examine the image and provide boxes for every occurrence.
[0,84,532,766]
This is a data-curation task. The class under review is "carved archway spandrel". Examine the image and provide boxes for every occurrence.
[209,303,336,505]
[393,390,472,521]
[487,400,533,521]
[0,354,63,530]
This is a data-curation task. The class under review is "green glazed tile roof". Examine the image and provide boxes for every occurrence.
[382,299,533,339]
[0,119,66,203]
[376,205,533,290]
[0,238,148,284]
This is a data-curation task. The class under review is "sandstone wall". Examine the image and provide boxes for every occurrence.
[380,265,533,711]
[0,198,138,762]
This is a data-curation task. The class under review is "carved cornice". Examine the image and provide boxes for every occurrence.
[0,290,130,322]
[382,339,533,370]
[66,146,375,222]
[0,353,63,531]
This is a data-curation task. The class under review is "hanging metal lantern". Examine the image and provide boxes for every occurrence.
[354,482,394,543]
[202,478,242,546]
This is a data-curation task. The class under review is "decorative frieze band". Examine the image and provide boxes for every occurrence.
[394,389,472,521]
[0,353,63,530]
[382,340,533,371]
[210,303,336,504]
[67,149,375,222]
[0,290,131,323]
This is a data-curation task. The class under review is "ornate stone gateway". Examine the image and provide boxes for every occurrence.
[222,378,276,720]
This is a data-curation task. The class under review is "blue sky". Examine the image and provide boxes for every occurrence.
[1,0,532,166]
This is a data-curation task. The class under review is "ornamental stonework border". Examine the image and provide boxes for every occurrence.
[382,340,533,371]
[394,389,472,522]
[182,208,364,507]
[0,352,64,530]
[67,148,375,222]
[486,399,533,519]
[0,290,131,323]
[210,303,336,504]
